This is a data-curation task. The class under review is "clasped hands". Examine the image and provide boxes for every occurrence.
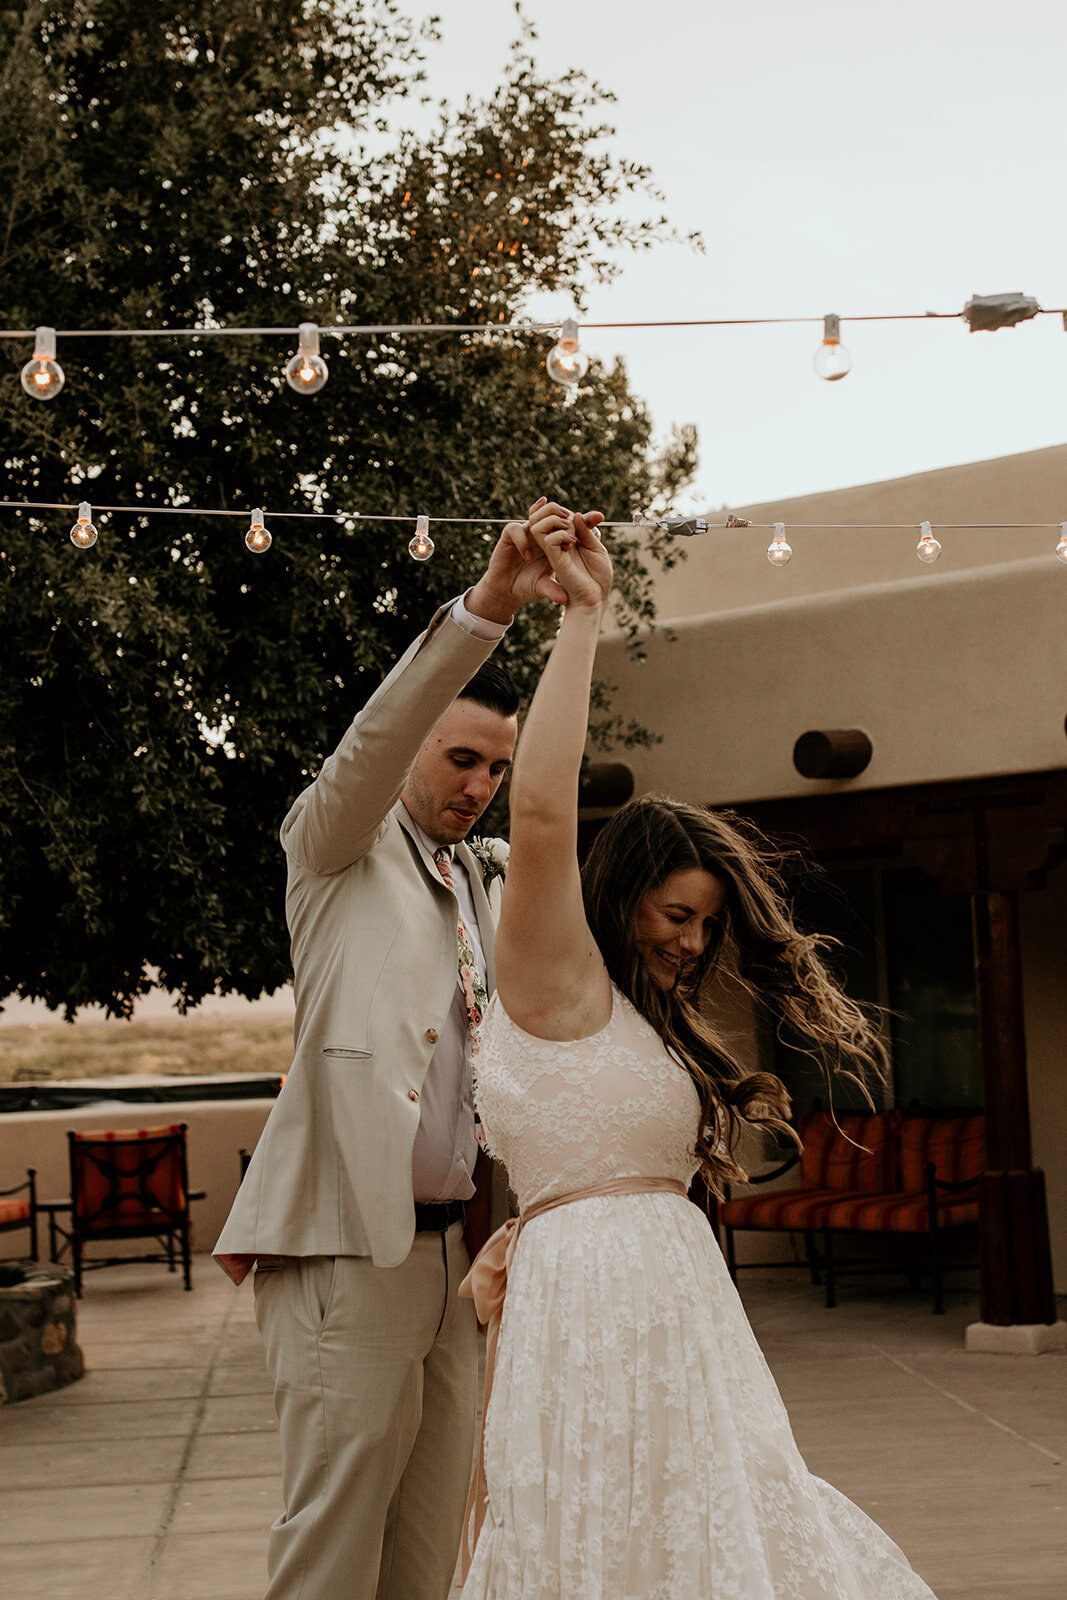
[468,496,613,623]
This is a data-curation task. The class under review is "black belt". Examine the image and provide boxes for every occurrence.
[413,1199,465,1232]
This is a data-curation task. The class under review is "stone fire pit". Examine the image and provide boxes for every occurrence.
[0,1260,84,1404]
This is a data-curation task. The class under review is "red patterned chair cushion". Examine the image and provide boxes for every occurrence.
[78,1124,184,1143]
[819,1191,980,1234]
[0,1199,31,1226]
[796,1110,897,1193]
[897,1114,985,1192]
[72,1125,187,1230]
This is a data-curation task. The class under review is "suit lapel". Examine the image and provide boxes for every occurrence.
[395,802,445,884]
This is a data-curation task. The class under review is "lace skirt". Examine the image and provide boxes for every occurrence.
[461,1191,937,1600]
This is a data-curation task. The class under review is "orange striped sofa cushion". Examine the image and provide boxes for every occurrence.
[719,1188,846,1232]
[818,1191,979,1234]
[720,1111,896,1232]
[796,1111,897,1192]
[897,1114,985,1192]
[719,1112,985,1236]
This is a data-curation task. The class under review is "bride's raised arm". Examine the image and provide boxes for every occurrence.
[493,499,614,1041]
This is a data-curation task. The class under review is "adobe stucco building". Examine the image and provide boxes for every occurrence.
[595,442,1067,1338]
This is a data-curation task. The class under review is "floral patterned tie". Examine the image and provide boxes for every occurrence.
[433,846,489,1148]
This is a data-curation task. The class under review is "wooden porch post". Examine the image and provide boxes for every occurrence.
[971,889,1056,1325]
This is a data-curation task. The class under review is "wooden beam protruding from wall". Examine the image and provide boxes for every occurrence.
[793,729,873,781]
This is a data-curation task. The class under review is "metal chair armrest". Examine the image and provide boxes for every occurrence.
[0,1170,35,1199]
[925,1162,980,1194]
[746,1150,803,1186]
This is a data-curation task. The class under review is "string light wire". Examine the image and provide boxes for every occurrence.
[1,499,1065,532]
[2,304,1067,344]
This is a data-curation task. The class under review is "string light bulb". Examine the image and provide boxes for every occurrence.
[408,514,434,561]
[916,521,941,563]
[245,507,272,553]
[545,319,589,388]
[1057,524,1067,564]
[767,522,792,566]
[284,322,328,394]
[21,326,65,400]
[813,313,851,382]
[69,501,98,549]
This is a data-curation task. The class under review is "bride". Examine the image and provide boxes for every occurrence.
[459,497,938,1599]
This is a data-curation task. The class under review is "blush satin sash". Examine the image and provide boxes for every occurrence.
[457,1174,690,1575]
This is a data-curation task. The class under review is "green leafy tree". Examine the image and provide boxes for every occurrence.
[0,0,696,1016]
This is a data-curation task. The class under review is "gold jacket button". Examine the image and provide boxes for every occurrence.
[425,1028,439,1044]
[408,1088,420,1102]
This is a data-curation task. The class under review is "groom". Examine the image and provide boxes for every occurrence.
[214,505,564,1600]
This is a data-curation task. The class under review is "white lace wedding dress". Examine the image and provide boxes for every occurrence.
[462,984,938,1600]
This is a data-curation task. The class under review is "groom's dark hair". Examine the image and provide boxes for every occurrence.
[459,658,520,718]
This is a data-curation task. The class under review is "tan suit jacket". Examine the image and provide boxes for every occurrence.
[215,602,503,1269]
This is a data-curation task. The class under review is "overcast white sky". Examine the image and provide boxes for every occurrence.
[400,0,1067,512]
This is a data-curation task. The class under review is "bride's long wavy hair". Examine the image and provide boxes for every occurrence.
[580,794,886,1192]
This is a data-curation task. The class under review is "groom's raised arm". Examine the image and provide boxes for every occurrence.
[280,506,558,877]
[280,603,501,876]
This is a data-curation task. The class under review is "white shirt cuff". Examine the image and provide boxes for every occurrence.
[452,590,510,642]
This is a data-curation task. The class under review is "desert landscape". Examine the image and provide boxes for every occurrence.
[0,1013,293,1085]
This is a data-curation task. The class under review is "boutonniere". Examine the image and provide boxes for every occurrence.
[468,835,508,888]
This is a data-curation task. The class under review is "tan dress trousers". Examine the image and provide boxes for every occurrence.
[254,1221,478,1600]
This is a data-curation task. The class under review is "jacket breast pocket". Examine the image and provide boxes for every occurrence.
[322,1046,373,1061]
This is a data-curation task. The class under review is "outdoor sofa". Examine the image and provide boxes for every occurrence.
[719,1108,985,1312]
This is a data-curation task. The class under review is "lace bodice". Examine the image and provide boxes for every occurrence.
[475,985,701,1209]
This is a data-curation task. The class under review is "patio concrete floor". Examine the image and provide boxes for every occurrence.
[0,1262,1063,1600]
